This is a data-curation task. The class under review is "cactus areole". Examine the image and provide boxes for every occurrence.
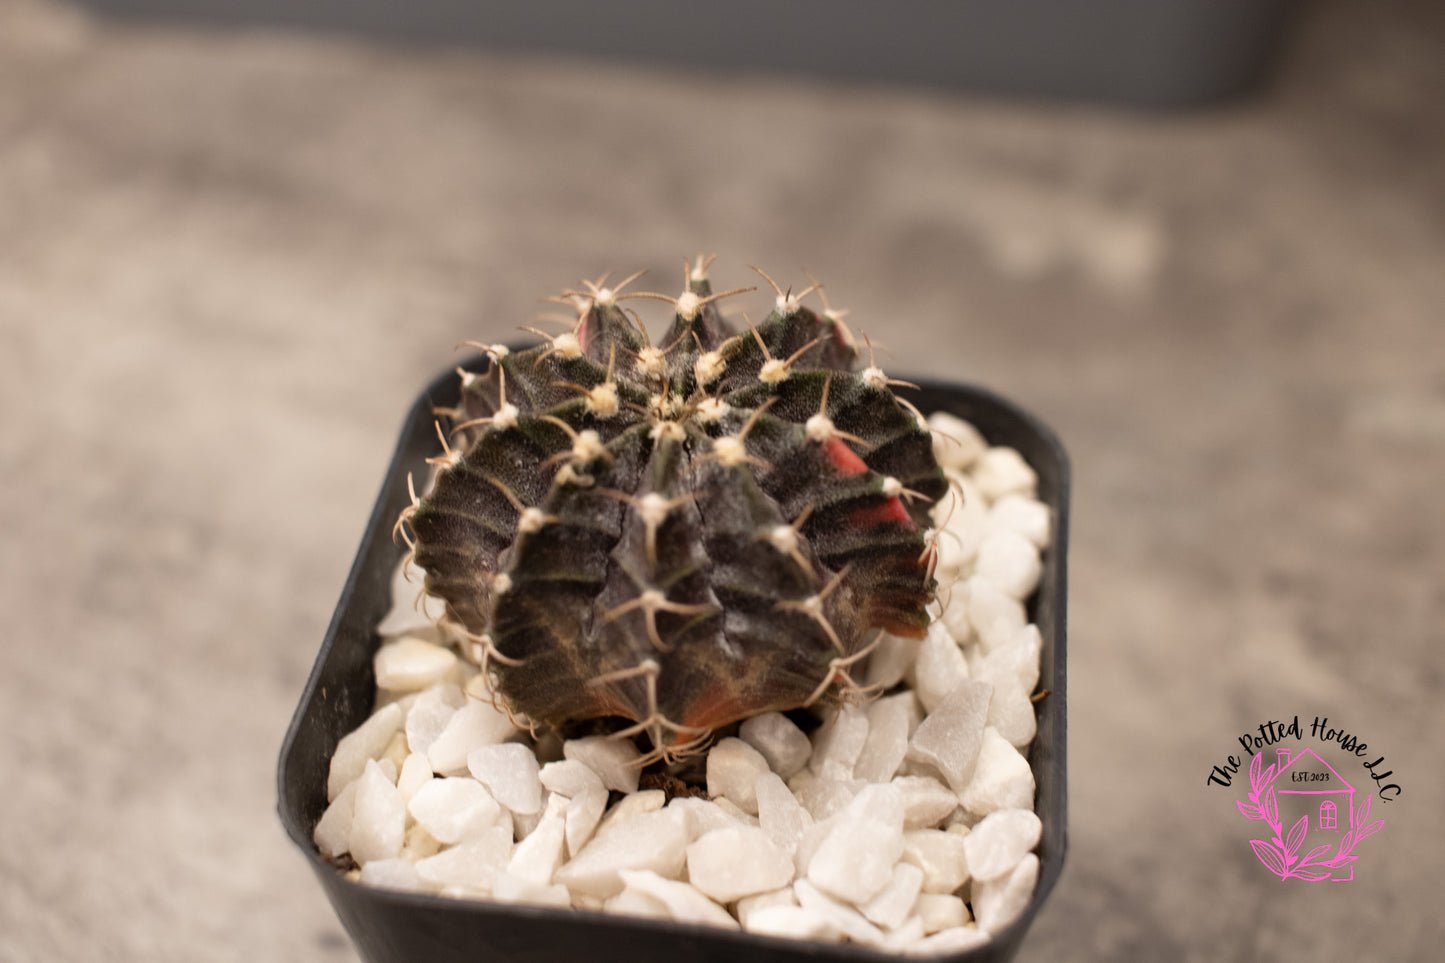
[398,258,948,760]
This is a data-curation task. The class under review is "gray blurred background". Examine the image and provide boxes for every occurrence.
[1,0,1442,960]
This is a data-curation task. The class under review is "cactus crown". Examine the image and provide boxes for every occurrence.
[400,258,947,760]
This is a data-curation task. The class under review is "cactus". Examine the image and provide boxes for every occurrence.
[397,257,947,760]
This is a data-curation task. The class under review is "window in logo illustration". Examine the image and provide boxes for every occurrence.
[1236,746,1384,881]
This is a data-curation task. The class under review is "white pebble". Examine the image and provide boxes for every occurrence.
[936,580,975,644]
[595,790,666,837]
[972,853,1039,933]
[909,623,970,715]
[426,700,515,775]
[380,731,410,773]
[809,704,869,782]
[373,689,418,718]
[406,777,502,844]
[616,870,738,929]
[327,703,402,801]
[506,795,568,884]
[806,783,905,905]
[971,447,1037,501]
[687,825,795,903]
[963,809,1042,881]
[860,862,924,930]
[350,760,406,864]
[744,905,841,942]
[792,814,837,878]
[906,926,990,955]
[491,871,572,908]
[538,759,606,798]
[863,632,923,690]
[374,636,458,692]
[563,735,642,794]
[467,743,543,815]
[358,858,424,893]
[880,915,927,951]
[927,412,987,470]
[894,775,960,830]
[794,879,886,946]
[790,773,860,821]
[706,737,771,814]
[966,577,1026,652]
[313,779,358,858]
[961,728,1036,816]
[413,827,513,893]
[855,692,917,783]
[936,472,988,573]
[735,888,797,928]
[403,683,466,758]
[988,494,1051,549]
[399,822,443,861]
[553,808,690,900]
[397,752,433,801]
[603,887,670,921]
[945,811,977,832]
[907,679,992,794]
[973,530,1042,600]
[512,806,544,840]
[461,672,491,702]
[375,557,446,637]
[913,893,969,934]
[902,829,970,894]
[667,796,745,841]
[713,797,760,825]
[986,677,1038,750]
[564,786,609,858]
[739,712,812,778]
[755,771,814,856]
[977,624,1042,694]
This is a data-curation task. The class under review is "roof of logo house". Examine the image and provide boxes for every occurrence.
[1266,746,1355,793]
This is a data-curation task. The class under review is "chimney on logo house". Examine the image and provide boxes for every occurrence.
[1277,748,1291,770]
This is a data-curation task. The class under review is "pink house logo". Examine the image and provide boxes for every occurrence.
[1237,746,1384,881]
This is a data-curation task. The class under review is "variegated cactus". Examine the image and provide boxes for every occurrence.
[397,258,947,760]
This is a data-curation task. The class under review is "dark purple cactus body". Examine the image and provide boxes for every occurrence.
[401,260,947,756]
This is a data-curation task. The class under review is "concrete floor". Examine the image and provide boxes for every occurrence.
[2,0,1442,960]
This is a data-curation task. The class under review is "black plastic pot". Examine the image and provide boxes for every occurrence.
[277,357,1071,963]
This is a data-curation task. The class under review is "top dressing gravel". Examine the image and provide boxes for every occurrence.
[314,411,1050,955]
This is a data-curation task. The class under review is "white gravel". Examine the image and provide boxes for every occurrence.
[687,826,795,903]
[739,712,812,778]
[704,737,771,814]
[320,411,1052,954]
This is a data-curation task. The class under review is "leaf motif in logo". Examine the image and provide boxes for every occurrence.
[1264,786,1279,827]
[1358,819,1384,843]
[1285,815,1308,862]
[1293,867,1332,881]
[1249,753,1264,791]
[1301,843,1332,865]
[1250,838,1287,877]
[1355,794,1371,829]
[1236,800,1264,820]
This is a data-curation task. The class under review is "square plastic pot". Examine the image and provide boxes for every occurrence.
[278,356,1070,963]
